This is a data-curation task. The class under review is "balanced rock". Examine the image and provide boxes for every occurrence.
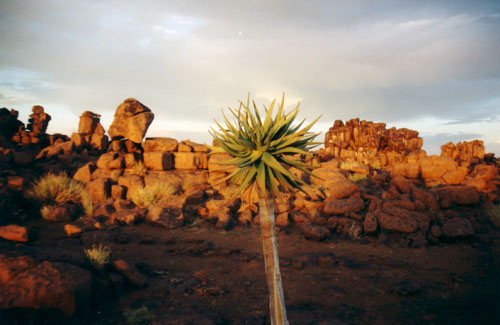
[108,98,154,143]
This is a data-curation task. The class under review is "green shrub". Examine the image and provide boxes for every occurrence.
[25,172,94,217]
[131,183,178,209]
[84,244,111,270]
[124,306,155,325]
[487,204,500,228]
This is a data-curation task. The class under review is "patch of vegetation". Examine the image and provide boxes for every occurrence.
[310,209,323,220]
[339,160,357,171]
[370,161,382,169]
[487,204,500,228]
[25,172,93,217]
[348,173,368,183]
[124,306,155,325]
[40,205,56,219]
[131,183,178,209]
[84,244,111,271]
[132,160,147,176]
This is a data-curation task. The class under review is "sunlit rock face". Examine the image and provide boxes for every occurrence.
[108,98,154,144]
[322,118,425,167]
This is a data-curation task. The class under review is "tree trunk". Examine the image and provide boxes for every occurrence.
[258,192,288,325]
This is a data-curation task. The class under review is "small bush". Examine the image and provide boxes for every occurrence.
[40,205,56,219]
[348,173,367,183]
[131,183,178,209]
[487,204,500,228]
[84,244,111,270]
[25,172,93,216]
[124,306,155,325]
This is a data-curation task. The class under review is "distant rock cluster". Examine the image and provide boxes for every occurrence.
[322,118,425,166]
[0,98,498,243]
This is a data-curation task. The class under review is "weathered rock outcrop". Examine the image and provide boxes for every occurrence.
[322,118,425,167]
[441,140,485,167]
[71,111,108,151]
[108,98,154,143]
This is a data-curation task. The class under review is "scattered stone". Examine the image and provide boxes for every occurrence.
[0,254,92,316]
[6,176,24,191]
[112,259,147,288]
[376,211,418,233]
[147,206,184,229]
[0,225,29,242]
[44,204,78,221]
[324,197,364,215]
[64,224,83,236]
[110,208,147,225]
[300,222,331,241]
[442,217,474,238]
[363,213,378,233]
[431,185,480,208]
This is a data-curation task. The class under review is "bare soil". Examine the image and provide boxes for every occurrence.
[1,219,499,324]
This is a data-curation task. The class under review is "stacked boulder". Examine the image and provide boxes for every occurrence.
[0,108,24,145]
[11,106,51,146]
[323,118,425,167]
[143,138,209,171]
[440,140,485,167]
[71,111,108,151]
[108,98,154,143]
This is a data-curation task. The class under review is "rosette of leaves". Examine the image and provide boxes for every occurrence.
[210,94,320,325]
[210,94,321,198]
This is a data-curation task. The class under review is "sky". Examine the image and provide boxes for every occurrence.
[1,0,499,155]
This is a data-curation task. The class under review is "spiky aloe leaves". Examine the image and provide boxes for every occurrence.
[210,94,321,198]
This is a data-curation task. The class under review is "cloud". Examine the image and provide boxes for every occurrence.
[0,0,499,154]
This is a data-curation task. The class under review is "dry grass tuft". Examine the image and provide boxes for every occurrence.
[132,160,147,176]
[124,306,155,325]
[26,172,94,217]
[131,183,179,209]
[348,173,367,183]
[84,244,111,270]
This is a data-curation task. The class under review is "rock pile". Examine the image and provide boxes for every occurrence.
[323,118,425,167]
[441,140,485,167]
[0,108,24,145]
[71,111,109,151]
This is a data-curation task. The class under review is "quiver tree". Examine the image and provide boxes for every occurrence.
[210,94,321,324]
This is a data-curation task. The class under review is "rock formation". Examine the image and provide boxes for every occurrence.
[323,118,425,167]
[71,111,108,151]
[0,108,24,144]
[440,140,485,167]
[108,98,154,143]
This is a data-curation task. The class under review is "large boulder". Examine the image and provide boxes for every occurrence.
[143,137,178,152]
[0,225,29,242]
[108,98,154,143]
[323,198,364,215]
[0,254,92,316]
[430,185,480,208]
